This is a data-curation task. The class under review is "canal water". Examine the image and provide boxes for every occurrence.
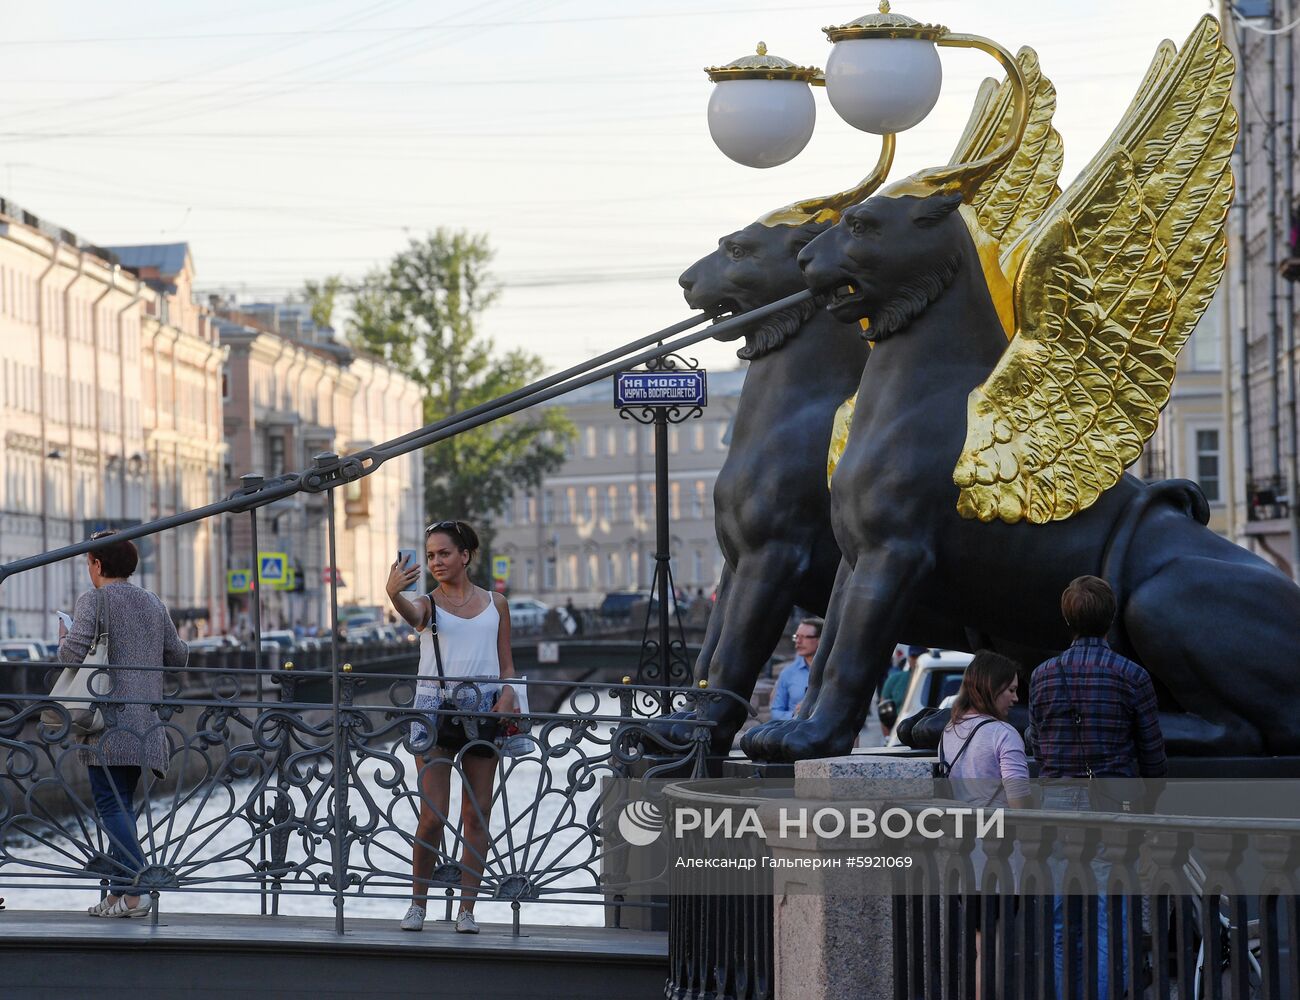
[1,694,654,928]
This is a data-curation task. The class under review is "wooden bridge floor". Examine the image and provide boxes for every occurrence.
[0,909,668,999]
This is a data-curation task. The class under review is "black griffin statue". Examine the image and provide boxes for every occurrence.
[740,189,1300,763]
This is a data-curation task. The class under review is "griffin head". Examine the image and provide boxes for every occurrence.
[798,192,964,340]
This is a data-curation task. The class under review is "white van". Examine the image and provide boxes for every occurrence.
[884,649,973,748]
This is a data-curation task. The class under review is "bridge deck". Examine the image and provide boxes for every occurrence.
[1,910,668,999]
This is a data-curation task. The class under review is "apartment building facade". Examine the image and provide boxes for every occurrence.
[216,303,424,633]
[0,205,226,638]
[491,368,746,606]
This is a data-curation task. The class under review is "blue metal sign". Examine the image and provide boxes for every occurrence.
[614,370,707,408]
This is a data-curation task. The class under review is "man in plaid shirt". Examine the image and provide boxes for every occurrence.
[1027,577,1167,778]
[1029,575,1167,999]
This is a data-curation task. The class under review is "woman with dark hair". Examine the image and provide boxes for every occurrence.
[940,650,1031,810]
[385,519,517,935]
[58,529,188,918]
[939,650,1031,1000]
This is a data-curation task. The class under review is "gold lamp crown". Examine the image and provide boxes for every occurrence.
[823,1,948,43]
[705,42,822,83]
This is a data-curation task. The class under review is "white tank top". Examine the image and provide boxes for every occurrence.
[417,594,501,690]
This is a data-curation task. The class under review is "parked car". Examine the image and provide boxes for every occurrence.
[188,636,240,653]
[598,589,680,621]
[261,630,296,653]
[0,641,47,663]
[508,598,550,630]
[884,649,973,748]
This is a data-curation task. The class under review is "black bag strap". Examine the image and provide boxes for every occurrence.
[937,717,996,777]
[426,592,446,688]
[1058,669,1096,779]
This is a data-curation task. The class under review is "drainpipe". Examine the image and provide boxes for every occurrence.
[1287,0,1300,582]
[63,253,88,587]
[35,236,58,631]
[1269,23,1284,487]
[91,264,117,522]
[1232,15,1257,542]
[115,279,142,520]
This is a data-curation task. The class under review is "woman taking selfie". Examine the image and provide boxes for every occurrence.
[385,519,516,934]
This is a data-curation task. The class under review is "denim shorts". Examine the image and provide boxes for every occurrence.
[410,685,500,753]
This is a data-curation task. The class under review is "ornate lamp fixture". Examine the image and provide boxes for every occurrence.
[704,2,1028,193]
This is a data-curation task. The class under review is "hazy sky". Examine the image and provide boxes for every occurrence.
[1,0,1220,372]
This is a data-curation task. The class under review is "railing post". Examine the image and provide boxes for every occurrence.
[241,479,269,916]
[321,458,349,935]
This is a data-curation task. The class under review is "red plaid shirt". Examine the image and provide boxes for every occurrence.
[1028,636,1167,778]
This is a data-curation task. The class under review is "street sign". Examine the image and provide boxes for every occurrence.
[491,555,511,581]
[226,570,253,594]
[614,369,707,408]
[537,641,559,664]
[321,567,348,588]
[258,552,288,585]
[270,568,296,593]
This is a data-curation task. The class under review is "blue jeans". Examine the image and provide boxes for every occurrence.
[88,765,144,894]
[1044,785,1127,999]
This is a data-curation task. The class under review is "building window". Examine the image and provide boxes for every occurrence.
[561,488,574,524]
[542,490,555,524]
[670,482,681,519]
[626,484,637,522]
[605,552,617,587]
[626,426,638,454]
[692,480,707,519]
[1195,429,1221,503]
[544,556,557,590]
[605,427,617,457]
[584,426,597,457]
[565,554,578,589]
[583,486,595,522]
[604,485,617,522]
[669,426,679,454]
[693,423,705,452]
[500,496,513,526]
[586,552,598,588]
[268,436,286,476]
[693,550,704,585]
[525,558,536,590]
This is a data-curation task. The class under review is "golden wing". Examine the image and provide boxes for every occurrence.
[826,49,1064,488]
[949,47,1064,248]
[955,15,1235,524]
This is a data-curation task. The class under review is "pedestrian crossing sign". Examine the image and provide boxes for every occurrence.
[492,555,511,581]
[258,552,288,584]
[226,570,253,594]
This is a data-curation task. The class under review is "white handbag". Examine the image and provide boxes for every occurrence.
[42,589,110,735]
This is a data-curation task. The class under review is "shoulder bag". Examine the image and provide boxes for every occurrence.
[42,589,110,735]
[425,597,501,752]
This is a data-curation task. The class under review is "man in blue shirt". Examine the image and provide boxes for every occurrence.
[769,618,822,720]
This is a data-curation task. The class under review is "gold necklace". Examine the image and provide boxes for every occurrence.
[439,585,476,610]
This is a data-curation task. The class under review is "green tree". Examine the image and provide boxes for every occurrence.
[346,229,572,585]
[301,274,344,329]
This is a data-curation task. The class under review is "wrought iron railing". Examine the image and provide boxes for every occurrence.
[0,661,746,934]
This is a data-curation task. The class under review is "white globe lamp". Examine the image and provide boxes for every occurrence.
[705,44,820,169]
[822,2,945,135]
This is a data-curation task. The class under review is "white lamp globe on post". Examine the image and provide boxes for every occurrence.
[823,2,944,135]
[705,43,821,168]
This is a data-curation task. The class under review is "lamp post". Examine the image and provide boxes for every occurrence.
[703,2,1028,191]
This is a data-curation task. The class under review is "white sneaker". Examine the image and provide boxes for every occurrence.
[105,895,151,918]
[399,905,426,932]
[87,896,117,917]
[455,910,479,934]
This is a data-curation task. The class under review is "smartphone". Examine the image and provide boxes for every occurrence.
[397,549,420,593]
[56,610,74,631]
